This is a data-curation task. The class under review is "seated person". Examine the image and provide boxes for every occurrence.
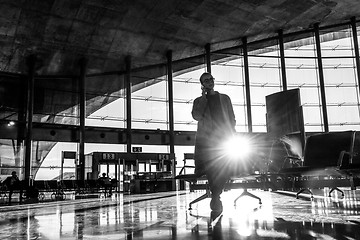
[2,171,20,204]
[111,178,118,188]
[98,173,112,197]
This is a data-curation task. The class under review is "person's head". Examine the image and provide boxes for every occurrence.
[102,173,106,177]
[200,72,215,90]
[11,171,17,177]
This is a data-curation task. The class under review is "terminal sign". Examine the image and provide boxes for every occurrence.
[158,154,170,161]
[102,153,115,160]
[132,147,142,152]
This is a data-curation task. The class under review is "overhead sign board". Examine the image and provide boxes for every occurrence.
[158,153,170,161]
[132,147,142,153]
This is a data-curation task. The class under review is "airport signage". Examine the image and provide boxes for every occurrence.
[102,152,116,160]
[132,147,142,152]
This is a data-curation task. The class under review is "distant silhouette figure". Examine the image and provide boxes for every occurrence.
[98,173,112,197]
[2,171,20,204]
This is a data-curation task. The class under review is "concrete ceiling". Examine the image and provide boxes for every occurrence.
[1,0,360,76]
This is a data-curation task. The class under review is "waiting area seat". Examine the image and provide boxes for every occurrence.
[175,152,263,210]
[278,130,360,198]
[0,179,113,204]
[176,131,360,207]
[176,174,263,210]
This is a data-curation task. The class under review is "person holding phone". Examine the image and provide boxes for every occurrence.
[192,72,236,212]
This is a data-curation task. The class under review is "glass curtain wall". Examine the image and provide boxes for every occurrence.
[31,76,80,180]
[0,139,23,180]
[211,48,247,132]
[131,66,168,130]
[248,40,282,132]
[319,26,360,131]
[85,73,126,181]
[34,76,79,125]
[172,70,205,131]
[284,25,360,132]
[85,65,171,177]
[35,142,78,180]
[284,33,323,132]
[86,74,126,128]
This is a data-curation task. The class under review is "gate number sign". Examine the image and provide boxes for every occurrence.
[102,153,115,160]
[132,147,142,152]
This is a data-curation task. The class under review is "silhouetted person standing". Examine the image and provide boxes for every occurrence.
[192,72,236,212]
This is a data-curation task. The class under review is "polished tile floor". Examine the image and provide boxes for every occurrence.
[1,188,360,239]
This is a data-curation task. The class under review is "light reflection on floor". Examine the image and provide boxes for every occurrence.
[0,189,360,239]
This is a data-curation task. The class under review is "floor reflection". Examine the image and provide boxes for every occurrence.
[0,189,360,239]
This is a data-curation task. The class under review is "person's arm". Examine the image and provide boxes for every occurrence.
[226,95,236,130]
[191,96,208,121]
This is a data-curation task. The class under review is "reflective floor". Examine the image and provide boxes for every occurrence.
[1,188,360,239]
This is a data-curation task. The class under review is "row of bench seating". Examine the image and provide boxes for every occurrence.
[33,179,113,194]
[176,130,360,209]
[277,130,360,198]
[0,179,116,203]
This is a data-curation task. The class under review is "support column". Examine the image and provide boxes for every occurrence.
[166,51,175,155]
[242,37,252,133]
[15,76,27,173]
[24,54,36,181]
[278,29,287,91]
[78,58,87,180]
[205,43,211,73]
[351,17,360,94]
[314,23,329,132]
[125,56,132,153]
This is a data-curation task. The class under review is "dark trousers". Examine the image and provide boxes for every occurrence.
[8,188,14,203]
[195,137,232,198]
[104,184,112,196]
[8,186,21,204]
[206,166,229,197]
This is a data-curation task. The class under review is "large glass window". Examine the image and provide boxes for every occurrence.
[131,66,168,130]
[34,76,79,125]
[0,138,24,180]
[35,142,78,180]
[320,26,360,131]
[172,55,206,131]
[211,49,247,132]
[248,41,282,132]
[86,74,125,128]
[284,33,323,132]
